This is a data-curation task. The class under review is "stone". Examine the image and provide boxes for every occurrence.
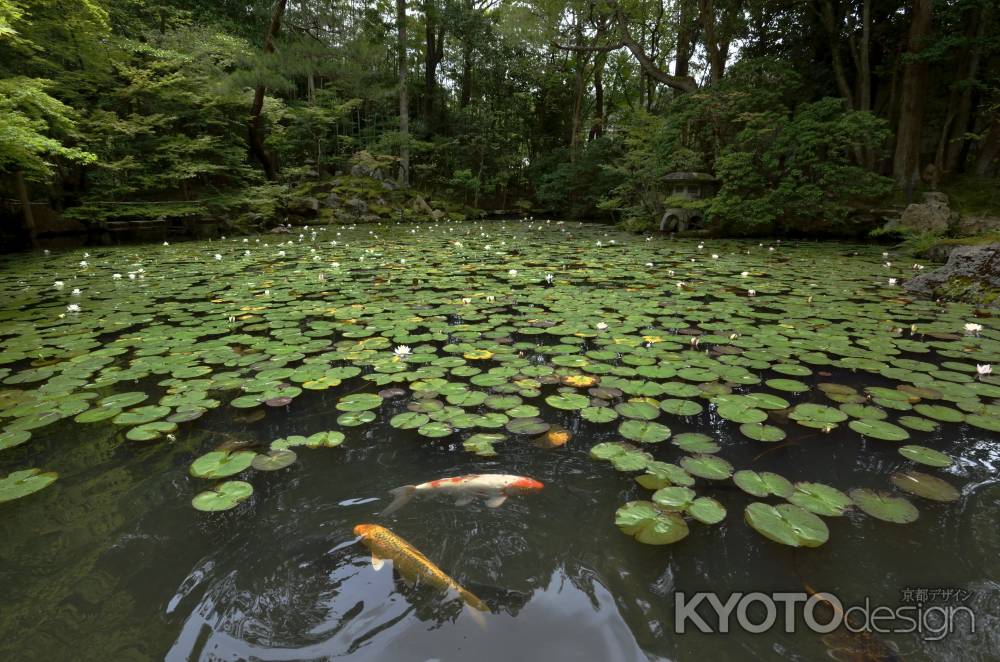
[897,192,956,235]
[956,214,1000,237]
[286,196,319,217]
[904,243,1000,307]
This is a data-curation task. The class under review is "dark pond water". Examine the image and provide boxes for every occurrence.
[0,222,997,661]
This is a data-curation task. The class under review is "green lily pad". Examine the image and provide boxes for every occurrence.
[671,432,719,453]
[738,423,786,442]
[615,500,690,545]
[733,470,793,498]
[848,419,910,441]
[679,454,733,480]
[787,482,853,516]
[0,468,58,503]
[687,497,726,524]
[890,470,960,502]
[848,488,919,523]
[619,419,671,444]
[744,502,829,547]
[252,449,297,471]
[191,480,253,512]
[190,450,256,479]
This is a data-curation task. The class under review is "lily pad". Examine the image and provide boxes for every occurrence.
[0,468,58,503]
[744,502,829,547]
[890,470,960,502]
[848,488,919,524]
[190,450,257,479]
[615,500,690,545]
[191,480,253,512]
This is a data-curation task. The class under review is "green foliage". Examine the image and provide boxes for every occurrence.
[0,77,96,178]
[710,98,893,235]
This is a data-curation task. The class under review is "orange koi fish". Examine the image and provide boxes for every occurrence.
[353,524,488,617]
[382,474,544,514]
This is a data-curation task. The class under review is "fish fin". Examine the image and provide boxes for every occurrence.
[371,554,385,571]
[382,485,417,515]
[485,494,507,508]
[454,494,475,507]
[460,589,489,629]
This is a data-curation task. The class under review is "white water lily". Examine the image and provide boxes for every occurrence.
[884,261,892,268]
[729,333,739,340]
[66,303,80,313]
[964,322,983,335]
[748,289,757,296]
[697,243,704,250]
[83,252,90,258]
[882,252,889,258]
[711,254,719,259]
[645,262,653,267]
[330,261,340,268]
[545,273,554,284]
[277,250,285,257]
[227,315,236,323]
[508,269,518,277]
[214,254,222,261]
[43,249,50,255]
[740,271,750,277]
[393,345,412,359]
[244,250,251,256]
[977,364,992,379]
[79,260,88,267]
[128,273,137,280]
[461,297,472,304]
[596,322,609,331]
[53,280,64,289]
[676,281,685,289]
[112,273,122,280]
[888,278,897,286]
[596,241,602,247]
[71,288,81,296]
[163,241,169,246]
[667,269,675,277]
[486,295,496,302]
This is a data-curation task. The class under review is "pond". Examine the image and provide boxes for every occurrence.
[0,221,998,662]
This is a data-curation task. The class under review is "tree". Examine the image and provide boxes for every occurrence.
[248,0,287,181]
[398,0,410,185]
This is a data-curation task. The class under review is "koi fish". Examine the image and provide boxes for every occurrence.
[353,523,488,618]
[382,474,543,514]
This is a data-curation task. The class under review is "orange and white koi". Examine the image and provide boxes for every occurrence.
[353,523,488,616]
[382,474,543,514]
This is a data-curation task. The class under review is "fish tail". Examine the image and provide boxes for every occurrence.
[460,589,489,628]
[382,485,417,515]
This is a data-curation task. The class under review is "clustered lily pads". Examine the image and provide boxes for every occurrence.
[0,222,994,535]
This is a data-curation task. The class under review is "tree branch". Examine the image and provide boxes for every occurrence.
[605,0,698,93]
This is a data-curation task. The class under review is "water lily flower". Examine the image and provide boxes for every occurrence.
[331,262,340,268]
[461,297,472,304]
[112,273,122,280]
[676,281,685,289]
[128,273,136,280]
[596,241,602,247]
[697,243,704,250]
[53,281,64,289]
[667,270,675,277]
[768,246,775,252]
[486,295,496,302]
[712,254,719,259]
[882,252,889,258]
[71,288,81,296]
[884,262,892,268]
[83,252,90,258]
[977,364,992,378]
[888,278,897,286]
[729,333,739,340]
[277,250,285,257]
[596,322,609,331]
[227,315,236,323]
[243,238,249,243]
[163,241,169,246]
[508,269,518,277]
[66,303,80,313]
[545,273,554,284]
[740,271,750,277]
[214,254,222,261]
[748,289,757,296]
[394,345,412,359]
[244,250,251,257]
[964,322,983,335]
[43,249,50,255]
[645,262,654,267]
[690,336,700,347]
[79,260,88,267]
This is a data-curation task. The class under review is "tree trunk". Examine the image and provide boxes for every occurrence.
[606,0,698,93]
[892,0,932,196]
[15,171,37,248]
[248,0,287,181]
[589,52,606,141]
[674,0,697,79]
[858,0,871,113]
[698,0,731,84]
[943,3,988,174]
[460,40,472,107]
[397,0,410,186]
[423,1,443,130]
[973,120,1000,176]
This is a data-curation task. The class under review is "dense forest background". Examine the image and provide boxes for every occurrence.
[1,0,998,239]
